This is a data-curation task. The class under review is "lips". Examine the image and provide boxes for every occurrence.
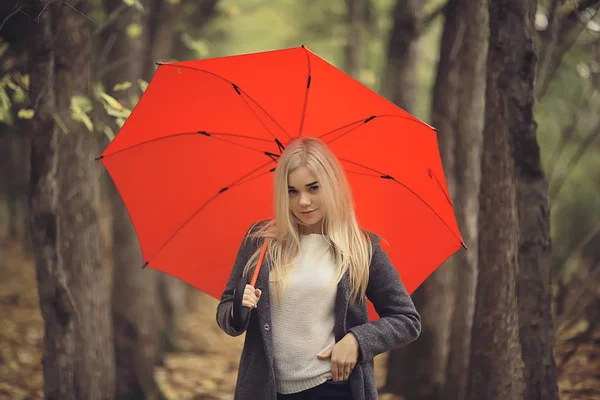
[301,210,316,215]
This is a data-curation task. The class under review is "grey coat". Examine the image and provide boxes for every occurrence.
[216,224,421,400]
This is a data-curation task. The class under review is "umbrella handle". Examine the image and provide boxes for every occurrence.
[231,238,269,331]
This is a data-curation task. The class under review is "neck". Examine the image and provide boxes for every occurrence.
[300,221,324,235]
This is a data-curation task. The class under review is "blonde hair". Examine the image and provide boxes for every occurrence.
[242,137,372,305]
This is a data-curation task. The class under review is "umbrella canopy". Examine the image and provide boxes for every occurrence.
[99,46,464,315]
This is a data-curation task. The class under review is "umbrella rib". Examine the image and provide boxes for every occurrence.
[145,160,275,267]
[157,63,292,141]
[297,46,312,138]
[321,114,434,145]
[97,131,274,161]
[345,170,463,246]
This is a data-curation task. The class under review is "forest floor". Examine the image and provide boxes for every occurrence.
[0,230,598,399]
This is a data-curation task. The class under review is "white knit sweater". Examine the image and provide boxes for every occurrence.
[269,234,337,394]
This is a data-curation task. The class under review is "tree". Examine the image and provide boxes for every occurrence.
[381,2,460,398]
[466,0,527,398]
[100,0,165,398]
[380,0,423,111]
[511,0,561,398]
[29,3,115,399]
[443,0,486,399]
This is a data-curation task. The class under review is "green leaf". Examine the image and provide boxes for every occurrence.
[0,87,12,110]
[113,81,132,91]
[100,93,124,111]
[0,41,8,58]
[13,86,25,104]
[137,79,149,93]
[17,109,35,119]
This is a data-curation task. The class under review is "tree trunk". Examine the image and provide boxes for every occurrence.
[443,1,486,399]
[510,0,561,399]
[101,0,165,398]
[344,0,366,79]
[381,0,423,111]
[466,1,526,399]
[29,3,115,399]
[383,2,455,399]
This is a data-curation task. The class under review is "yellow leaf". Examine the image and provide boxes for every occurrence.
[113,81,132,91]
[17,109,35,119]
[137,79,149,92]
[126,23,143,39]
[71,99,94,132]
[100,93,124,111]
[103,125,115,141]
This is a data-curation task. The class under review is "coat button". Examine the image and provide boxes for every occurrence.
[264,324,270,331]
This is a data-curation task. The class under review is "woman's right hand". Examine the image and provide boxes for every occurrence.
[231,285,262,317]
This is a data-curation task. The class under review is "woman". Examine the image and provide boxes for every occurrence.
[216,137,421,400]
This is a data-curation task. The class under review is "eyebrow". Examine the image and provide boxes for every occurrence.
[288,181,318,189]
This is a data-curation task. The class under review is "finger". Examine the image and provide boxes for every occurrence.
[331,360,339,381]
[243,293,258,304]
[316,349,332,360]
[241,299,256,309]
[244,286,257,297]
[344,365,352,380]
[255,288,262,298]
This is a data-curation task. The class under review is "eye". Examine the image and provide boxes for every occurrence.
[288,189,298,195]
[309,185,319,192]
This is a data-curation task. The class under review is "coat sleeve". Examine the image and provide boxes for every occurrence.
[215,224,259,337]
[348,240,422,364]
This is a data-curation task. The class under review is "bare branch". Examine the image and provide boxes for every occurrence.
[537,5,600,99]
[0,1,22,34]
[97,50,142,79]
[546,87,592,181]
[93,2,128,36]
[550,118,600,201]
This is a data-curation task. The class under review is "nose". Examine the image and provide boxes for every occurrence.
[299,192,311,207]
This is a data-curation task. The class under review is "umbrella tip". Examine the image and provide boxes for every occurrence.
[142,261,149,269]
[301,44,305,48]
[461,241,468,250]
[94,155,104,161]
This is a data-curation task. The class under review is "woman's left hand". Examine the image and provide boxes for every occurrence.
[316,333,359,382]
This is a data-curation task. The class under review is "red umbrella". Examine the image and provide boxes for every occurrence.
[98,46,464,319]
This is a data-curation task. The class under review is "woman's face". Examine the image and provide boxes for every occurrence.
[287,166,326,233]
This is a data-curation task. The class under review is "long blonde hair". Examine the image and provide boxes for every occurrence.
[242,137,372,305]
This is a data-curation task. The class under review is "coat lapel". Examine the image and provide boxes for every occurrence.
[334,271,351,341]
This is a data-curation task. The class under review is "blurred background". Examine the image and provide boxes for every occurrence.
[0,0,599,399]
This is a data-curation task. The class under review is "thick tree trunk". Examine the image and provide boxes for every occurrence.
[510,1,561,399]
[29,3,115,399]
[381,0,423,111]
[466,1,526,399]
[443,1,486,399]
[101,0,165,398]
